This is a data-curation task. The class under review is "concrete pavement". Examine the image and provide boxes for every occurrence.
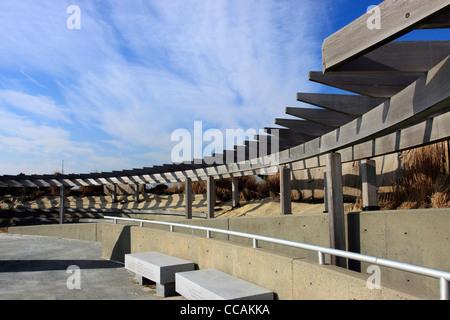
[0,233,183,300]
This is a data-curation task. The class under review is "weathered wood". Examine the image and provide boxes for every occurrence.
[297,93,386,116]
[275,119,335,136]
[185,178,192,219]
[417,10,450,29]
[285,107,358,127]
[309,71,422,98]
[331,41,450,74]
[280,166,292,215]
[207,176,216,219]
[232,177,239,209]
[59,185,66,225]
[326,153,346,268]
[360,159,379,211]
[322,0,450,72]
[265,128,315,144]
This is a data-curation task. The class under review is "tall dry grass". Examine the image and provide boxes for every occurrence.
[151,173,281,202]
[390,142,450,209]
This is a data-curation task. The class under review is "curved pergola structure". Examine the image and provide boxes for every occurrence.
[1,1,450,249]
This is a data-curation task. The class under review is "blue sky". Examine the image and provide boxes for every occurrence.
[0,0,447,175]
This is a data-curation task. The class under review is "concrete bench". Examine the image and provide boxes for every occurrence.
[175,269,274,300]
[125,252,195,297]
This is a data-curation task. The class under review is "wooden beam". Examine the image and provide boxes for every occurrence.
[297,93,386,116]
[265,128,315,144]
[309,71,422,98]
[417,10,450,29]
[285,107,357,127]
[331,41,450,74]
[282,55,450,166]
[322,0,450,72]
[275,119,335,136]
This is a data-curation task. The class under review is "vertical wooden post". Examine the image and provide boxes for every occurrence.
[326,153,347,268]
[445,140,450,175]
[323,172,328,213]
[280,166,292,215]
[232,176,239,209]
[134,183,140,203]
[185,178,192,220]
[59,185,66,225]
[111,184,117,203]
[361,159,379,211]
[207,176,216,219]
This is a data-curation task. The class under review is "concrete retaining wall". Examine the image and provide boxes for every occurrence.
[102,224,422,300]
[8,207,449,299]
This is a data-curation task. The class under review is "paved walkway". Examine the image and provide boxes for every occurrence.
[0,233,183,300]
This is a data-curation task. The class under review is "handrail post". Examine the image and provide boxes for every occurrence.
[441,278,449,300]
[253,238,258,249]
[318,252,325,265]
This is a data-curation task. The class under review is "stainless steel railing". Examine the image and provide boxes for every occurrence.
[104,216,450,300]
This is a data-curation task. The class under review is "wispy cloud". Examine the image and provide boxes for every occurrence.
[0,0,326,174]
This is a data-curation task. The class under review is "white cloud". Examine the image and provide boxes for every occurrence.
[0,90,71,122]
[0,0,326,174]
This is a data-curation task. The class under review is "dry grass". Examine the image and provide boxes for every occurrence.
[385,142,450,209]
[150,173,281,203]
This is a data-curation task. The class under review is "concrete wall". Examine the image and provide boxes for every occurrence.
[101,224,422,300]
[8,223,102,242]
[8,207,449,299]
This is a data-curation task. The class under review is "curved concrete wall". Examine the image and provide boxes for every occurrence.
[9,208,450,299]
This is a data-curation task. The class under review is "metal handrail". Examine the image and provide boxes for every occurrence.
[104,216,450,300]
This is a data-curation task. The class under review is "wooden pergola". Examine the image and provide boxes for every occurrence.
[1,0,449,265]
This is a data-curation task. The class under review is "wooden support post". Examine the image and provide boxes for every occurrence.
[111,184,117,203]
[323,172,328,213]
[232,176,239,209]
[185,178,192,220]
[326,153,347,268]
[59,185,66,225]
[134,183,140,203]
[21,187,26,201]
[280,166,292,215]
[207,176,216,219]
[360,159,379,211]
[445,140,450,175]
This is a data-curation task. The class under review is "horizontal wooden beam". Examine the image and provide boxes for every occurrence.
[322,0,450,72]
[309,71,422,98]
[282,55,450,165]
[265,128,315,144]
[285,107,358,127]
[331,41,450,74]
[274,118,335,136]
[297,93,386,116]
[416,10,450,29]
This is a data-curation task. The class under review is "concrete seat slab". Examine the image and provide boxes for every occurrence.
[125,251,195,285]
[175,269,274,300]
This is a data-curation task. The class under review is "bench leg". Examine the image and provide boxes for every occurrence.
[156,282,177,297]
